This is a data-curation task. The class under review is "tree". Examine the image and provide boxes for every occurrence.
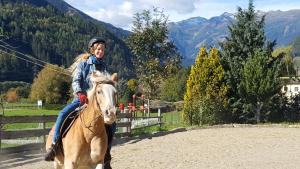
[5,89,18,102]
[272,46,295,76]
[160,68,189,102]
[126,8,181,99]
[30,64,71,104]
[183,47,228,125]
[220,0,277,122]
[239,50,281,123]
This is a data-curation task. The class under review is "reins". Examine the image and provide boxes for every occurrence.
[79,106,103,135]
[79,80,116,134]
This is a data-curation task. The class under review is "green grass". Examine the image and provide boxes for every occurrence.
[3,102,36,107]
[2,109,57,130]
[162,111,184,124]
[3,109,57,116]
[4,122,55,130]
[131,111,187,136]
[131,125,166,136]
[1,143,20,148]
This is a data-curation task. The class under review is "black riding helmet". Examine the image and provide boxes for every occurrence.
[88,37,106,49]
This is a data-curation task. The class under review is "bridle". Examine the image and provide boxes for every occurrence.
[79,80,117,134]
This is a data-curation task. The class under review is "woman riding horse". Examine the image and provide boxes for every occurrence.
[46,72,117,168]
[44,37,116,169]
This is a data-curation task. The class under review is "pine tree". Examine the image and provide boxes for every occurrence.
[183,47,228,125]
[220,0,277,122]
[238,50,281,122]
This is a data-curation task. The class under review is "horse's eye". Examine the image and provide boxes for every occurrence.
[97,91,102,94]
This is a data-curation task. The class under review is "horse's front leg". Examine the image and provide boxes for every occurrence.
[90,136,107,162]
[64,159,77,169]
[53,161,63,169]
[90,135,107,169]
[95,163,104,169]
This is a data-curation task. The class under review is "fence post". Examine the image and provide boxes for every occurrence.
[42,114,46,148]
[0,114,2,150]
[129,109,132,135]
[124,109,131,134]
[158,108,161,127]
[147,99,150,118]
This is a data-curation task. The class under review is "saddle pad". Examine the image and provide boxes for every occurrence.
[60,105,86,138]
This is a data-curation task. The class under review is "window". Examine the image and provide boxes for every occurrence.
[295,87,299,92]
[284,86,288,92]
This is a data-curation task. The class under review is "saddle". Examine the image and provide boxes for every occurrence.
[55,105,87,155]
[61,105,88,138]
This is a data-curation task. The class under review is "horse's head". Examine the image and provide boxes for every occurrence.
[88,71,118,124]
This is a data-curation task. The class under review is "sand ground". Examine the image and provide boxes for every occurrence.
[1,126,300,169]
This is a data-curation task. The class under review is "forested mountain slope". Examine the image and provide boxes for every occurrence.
[0,0,134,82]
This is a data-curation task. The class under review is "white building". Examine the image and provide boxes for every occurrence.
[281,77,300,98]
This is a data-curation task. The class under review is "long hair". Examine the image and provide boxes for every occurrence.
[68,43,105,76]
[68,53,90,76]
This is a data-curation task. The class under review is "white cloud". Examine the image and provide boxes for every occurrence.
[65,0,300,30]
[82,1,135,29]
[93,0,201,29]
[136,0,198,14]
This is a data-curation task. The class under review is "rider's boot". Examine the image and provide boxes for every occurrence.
[44,143,58,161]
[103,151,112,169]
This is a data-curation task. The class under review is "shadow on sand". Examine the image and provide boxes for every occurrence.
[113,127,188,145]
[0,128,188,169]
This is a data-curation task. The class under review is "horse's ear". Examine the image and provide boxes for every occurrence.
[111,73,118,82]
[90,72,98,85]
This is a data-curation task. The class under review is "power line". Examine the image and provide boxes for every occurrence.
[0,40,72,76]
[0,44,51,65]
[0,49,71,76]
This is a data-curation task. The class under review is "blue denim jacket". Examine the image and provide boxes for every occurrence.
[72,55,107,96]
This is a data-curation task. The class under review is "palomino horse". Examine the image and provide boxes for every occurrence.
[46,72,118,169]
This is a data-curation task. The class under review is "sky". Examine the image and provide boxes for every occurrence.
[64,0,300,30]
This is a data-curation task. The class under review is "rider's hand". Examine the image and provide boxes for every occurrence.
[77,92,88,104]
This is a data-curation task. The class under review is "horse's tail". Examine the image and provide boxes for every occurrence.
[68,53,90,76]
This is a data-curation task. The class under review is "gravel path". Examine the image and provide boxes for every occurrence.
[2,126,300,169]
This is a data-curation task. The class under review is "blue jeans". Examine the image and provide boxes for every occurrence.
[52,98,80,143]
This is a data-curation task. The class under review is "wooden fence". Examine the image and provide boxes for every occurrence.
[0,109,162,157]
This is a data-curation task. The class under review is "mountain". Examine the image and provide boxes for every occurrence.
[168,10,300,66]
[0,0,134,82]
[45,0,131,40]
[168,13,234,65]
[264,10,300,46]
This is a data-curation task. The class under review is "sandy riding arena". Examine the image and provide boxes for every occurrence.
[2,126,300,169]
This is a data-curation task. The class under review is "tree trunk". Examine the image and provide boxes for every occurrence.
[255,102,263,123]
